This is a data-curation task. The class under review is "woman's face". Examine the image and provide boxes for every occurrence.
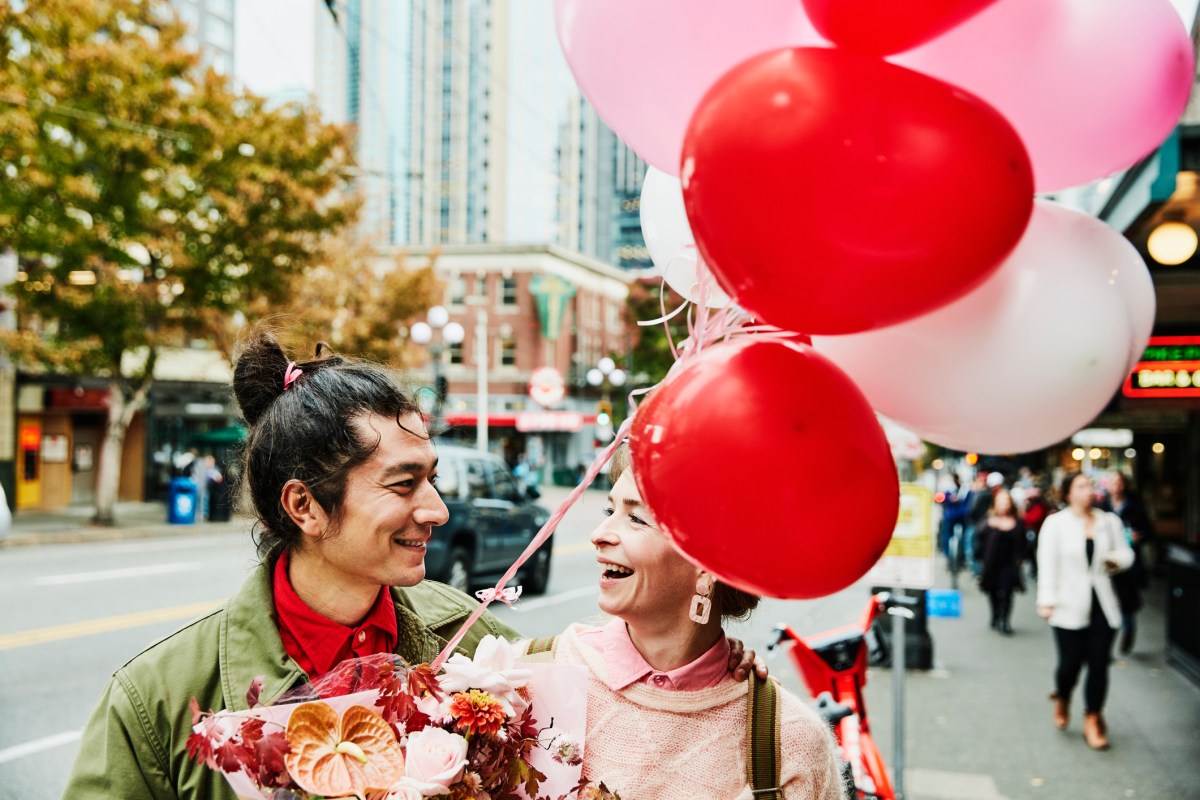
[1111,473,1127,496]
[590,470,699,625]
[1068,474,1095,509]
[993,490,1013,516]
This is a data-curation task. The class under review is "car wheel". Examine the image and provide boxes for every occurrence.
[521,538,553,595]
[447,547,472,594]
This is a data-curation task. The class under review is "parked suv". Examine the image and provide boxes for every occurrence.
[425,445,554,595]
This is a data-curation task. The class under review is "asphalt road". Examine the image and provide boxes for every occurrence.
[0,487,864,800]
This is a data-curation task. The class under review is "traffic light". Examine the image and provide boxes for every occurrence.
[435,375,449,403]
[596,399,612,420]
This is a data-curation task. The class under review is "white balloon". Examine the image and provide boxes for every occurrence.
[814,201,1141,454]
[1114,254,1156,372]
[663,253,731,309]
[640,167,694,272]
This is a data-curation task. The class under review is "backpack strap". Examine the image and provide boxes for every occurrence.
[746,674,783,799]
[525,635,558,655]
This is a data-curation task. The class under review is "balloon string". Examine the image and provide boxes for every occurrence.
[431,416,635,671]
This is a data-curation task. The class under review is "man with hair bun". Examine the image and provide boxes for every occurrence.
[63,331,520,799]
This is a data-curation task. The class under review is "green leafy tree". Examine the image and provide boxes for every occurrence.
[625,276,687,387]
[0,0,356,523]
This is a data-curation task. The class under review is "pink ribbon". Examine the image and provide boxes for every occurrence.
[475,586,523,607]
[283,362,304,390]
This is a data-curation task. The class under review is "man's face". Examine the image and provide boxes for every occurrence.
[305,412,448,590]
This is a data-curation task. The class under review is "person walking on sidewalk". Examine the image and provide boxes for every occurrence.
[977,487,1025,635]
[1036,471,1134,750]
[1105,472,1155,655]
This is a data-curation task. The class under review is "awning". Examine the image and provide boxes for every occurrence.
[443,411,597,432]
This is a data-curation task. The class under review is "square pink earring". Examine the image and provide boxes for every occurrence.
[690,573,714,625]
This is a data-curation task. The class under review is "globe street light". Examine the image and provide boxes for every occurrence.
[587,357,627,442]
[409,305,464,431]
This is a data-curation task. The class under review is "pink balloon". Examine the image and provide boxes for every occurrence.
[553,0,820,175]
[892,0,1194,191]
[813,202,1144,454]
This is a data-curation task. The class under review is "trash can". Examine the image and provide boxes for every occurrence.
[168,477,198,525]
[207,478,233,522]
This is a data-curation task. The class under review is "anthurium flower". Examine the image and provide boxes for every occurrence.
[438,635,532,716]
[284,701,406,797]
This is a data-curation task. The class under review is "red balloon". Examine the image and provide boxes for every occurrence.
[803,0,1001,55]
[629,338,899,599]
[682,47,1033,335]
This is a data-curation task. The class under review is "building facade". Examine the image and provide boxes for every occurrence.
[170,0,235,75]
[394,243,633,482]
[556,93,652,270]
[315,0,509,246]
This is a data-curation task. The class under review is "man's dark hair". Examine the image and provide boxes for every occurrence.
[232,329,423,559]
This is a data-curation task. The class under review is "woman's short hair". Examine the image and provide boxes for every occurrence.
[232,329,423,559]
[607,441,759,621]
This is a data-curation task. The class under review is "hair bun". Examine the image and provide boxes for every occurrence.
[232,330,291,426]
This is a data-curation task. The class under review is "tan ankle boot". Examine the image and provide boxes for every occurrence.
[1083,712,1109,749]
[1049,693,1068,730]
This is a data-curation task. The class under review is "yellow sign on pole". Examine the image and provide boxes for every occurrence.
[866,483,935,589]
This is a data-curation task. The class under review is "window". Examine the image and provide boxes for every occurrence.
[499,335,516,367]
[466,459,489,499]
[448,340,464,365]
[486,461,521,503]
[448,276,466,305]
[474,275,487,300]
[501,276,518,306]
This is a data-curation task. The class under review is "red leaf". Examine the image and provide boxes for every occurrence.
[406,663,443,700]
[188,697,204,726]
[245,675,265,709]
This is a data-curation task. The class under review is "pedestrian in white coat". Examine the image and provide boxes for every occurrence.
[1037,471,1134,750]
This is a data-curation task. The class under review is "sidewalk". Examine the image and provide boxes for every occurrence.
[0,501,251,547]
[850,565,1200,800]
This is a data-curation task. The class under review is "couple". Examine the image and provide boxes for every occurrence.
[63,331,840,800]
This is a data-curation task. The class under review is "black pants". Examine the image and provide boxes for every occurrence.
[989,588,1012,626]
[1052,593,1117,713]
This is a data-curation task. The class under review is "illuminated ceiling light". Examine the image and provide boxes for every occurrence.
[1147,221,1198,265]
[1152,442,1165,454]
[1124,448,1137,458]
[67,270,96,286]
[1088,447,1102,460]
[1071,448,1085,461]
[931,459,944,469]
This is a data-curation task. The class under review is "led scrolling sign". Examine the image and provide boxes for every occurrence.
[1123,336,1200,398]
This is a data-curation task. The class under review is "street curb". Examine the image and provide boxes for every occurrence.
[0,519,252,549]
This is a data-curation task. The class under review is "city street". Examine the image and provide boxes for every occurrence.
[2,486,1199,799]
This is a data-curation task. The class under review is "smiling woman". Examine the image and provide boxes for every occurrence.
[520,442,843,800]
[61,330,519,800]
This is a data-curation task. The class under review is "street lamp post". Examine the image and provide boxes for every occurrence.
[409,305,464,433]
[587,357,627,442]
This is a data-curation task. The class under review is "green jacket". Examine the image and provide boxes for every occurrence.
[62,560,520,800]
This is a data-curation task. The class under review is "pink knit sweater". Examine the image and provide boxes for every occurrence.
[530,624,843,800]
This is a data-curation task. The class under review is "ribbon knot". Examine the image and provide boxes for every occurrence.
[475,586,522,607]
[283,362,304,390]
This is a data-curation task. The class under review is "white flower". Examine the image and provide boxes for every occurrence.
[385,777,427,800]
[414,692,451,724]
[403,727,469,796]
[438,635,533,717]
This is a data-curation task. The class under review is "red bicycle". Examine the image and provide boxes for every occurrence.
[767,592,917,800]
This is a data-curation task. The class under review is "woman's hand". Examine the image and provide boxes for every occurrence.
[1037,605,1054,619]
[727,638,769,682]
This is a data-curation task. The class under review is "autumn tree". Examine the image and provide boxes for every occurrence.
[0,0,356,523]
[203,236,443,369]
[625,276,688,387]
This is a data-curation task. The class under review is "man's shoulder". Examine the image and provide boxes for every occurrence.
[393,580,479,628]
[108,604,228,713]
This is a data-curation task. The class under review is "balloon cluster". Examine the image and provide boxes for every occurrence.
[554,0,1193,598]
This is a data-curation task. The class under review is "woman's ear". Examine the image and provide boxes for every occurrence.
[281,480,329,539]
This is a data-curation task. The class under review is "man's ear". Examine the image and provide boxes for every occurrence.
[281,480,329,539]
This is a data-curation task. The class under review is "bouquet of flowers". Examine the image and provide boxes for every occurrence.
[187,635,593,800]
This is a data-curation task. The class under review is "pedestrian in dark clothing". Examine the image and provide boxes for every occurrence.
[978,488,1025,635]
[1106,472,1155,655]
[1021,488,1050,579]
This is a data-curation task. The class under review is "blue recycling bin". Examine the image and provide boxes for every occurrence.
[167,477,198,524]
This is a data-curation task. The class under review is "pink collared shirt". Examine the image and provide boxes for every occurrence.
[578,617,732,691]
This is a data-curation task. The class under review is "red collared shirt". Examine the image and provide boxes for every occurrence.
[272,551,398,680]
[578,617,732,691]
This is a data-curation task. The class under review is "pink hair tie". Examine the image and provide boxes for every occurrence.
[283,362,304,390]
